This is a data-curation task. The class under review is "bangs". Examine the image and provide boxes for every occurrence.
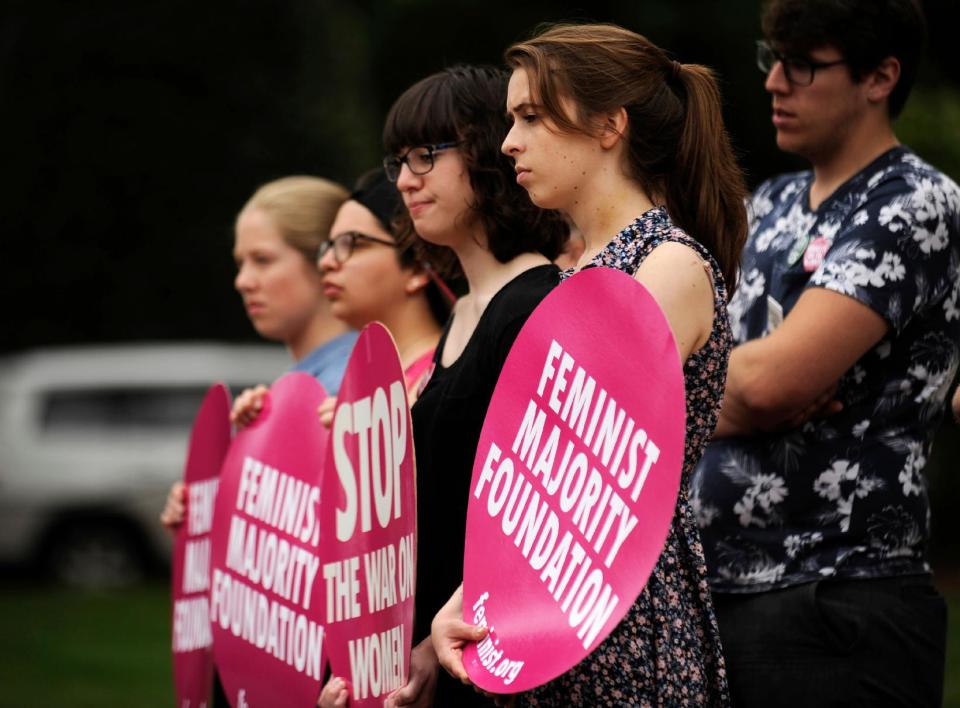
[762,1,840,58]
[383,74,461,155]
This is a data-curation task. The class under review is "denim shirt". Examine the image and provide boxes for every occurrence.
[290,330,358,395]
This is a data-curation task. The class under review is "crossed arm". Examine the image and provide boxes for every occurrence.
[633,243,890,437]
[714,286,889,438]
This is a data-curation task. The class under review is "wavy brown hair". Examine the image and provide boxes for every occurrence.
[506,23,748,293]
[383,64,567,264]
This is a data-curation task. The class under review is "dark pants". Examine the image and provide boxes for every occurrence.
[713,575,947,708]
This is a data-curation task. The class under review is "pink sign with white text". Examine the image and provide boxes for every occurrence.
[172,383,231,708]
[319,323,416,707]
[208,373,329,708]
[462,267,686,692]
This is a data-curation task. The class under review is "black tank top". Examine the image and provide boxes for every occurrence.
[411,264,559,706]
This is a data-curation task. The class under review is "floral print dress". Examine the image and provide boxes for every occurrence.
[520,207,731,707]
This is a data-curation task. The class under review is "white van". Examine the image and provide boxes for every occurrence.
[0,342,289,588]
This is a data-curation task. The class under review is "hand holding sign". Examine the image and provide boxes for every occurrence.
[461,267,686,693]
[319,323,417,708]
[230,384,271,428]
[172,383,232,708]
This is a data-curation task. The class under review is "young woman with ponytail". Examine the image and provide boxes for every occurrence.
[431,23,748,706]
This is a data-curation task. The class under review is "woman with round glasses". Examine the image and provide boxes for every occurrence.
[231,167,457,431]
[369,64,567,708]
[318,167,457,396]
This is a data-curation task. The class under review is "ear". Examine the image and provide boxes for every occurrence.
[598,107,629,150]
[404,271,430,295]
[865,56,901,105]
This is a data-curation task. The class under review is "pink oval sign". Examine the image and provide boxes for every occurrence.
[318,323,416,707]
[172,383,232,708]
[209,373,329,708]
[462,267,686,693]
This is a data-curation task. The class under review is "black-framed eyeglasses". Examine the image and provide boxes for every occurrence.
[756,40,847,87]
[383,142,460,182]
[317,231,398,264]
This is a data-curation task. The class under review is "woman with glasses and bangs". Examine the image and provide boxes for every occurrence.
[356,64,567,708]
[318,166,458,398]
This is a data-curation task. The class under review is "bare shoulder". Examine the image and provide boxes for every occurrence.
[634,241,715,359]
[636,241,714,298]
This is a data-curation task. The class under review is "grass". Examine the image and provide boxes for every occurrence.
[0,579,957,707]
[0,580,174,708]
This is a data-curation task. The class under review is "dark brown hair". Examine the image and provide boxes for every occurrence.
[383,64,567,264]
[506,23,748,293]
[762,0,925,118]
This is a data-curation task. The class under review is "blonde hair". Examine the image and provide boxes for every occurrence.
[240,176,349,259]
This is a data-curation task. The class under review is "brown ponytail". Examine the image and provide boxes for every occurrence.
[668,63,749,292]
[505,23,748,294]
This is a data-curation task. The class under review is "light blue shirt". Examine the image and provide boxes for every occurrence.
[290,331,358,395]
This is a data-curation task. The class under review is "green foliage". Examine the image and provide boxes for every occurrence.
[898,86,960,184]
[2,0,958,352]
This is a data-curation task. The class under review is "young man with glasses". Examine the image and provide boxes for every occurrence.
[692,0,959,704]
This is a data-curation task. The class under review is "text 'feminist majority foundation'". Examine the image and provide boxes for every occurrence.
[473,339,661,652]
[209,455,324,680]
[173,477,219,653]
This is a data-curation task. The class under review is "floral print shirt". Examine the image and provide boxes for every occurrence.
[693,147,960,593]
